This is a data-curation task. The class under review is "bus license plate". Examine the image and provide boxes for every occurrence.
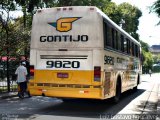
[57,73,69,78]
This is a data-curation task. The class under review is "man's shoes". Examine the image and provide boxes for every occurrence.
[18,93,24,99]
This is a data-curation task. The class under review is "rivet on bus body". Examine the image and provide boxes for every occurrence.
[90,8,94,11]
[69,8,73,10]
[63,8,67,10]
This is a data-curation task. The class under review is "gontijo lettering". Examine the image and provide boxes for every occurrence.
[40,35,88,42]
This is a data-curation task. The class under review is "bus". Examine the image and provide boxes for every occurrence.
[28,6,141,102]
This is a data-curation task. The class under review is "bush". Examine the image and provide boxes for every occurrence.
[152,65,160,73]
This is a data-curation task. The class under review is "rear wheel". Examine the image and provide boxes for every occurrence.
[133,86,137,92]
[113,80,121,103]
[133,75,140,92]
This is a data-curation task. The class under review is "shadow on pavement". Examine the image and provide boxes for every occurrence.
[32,89,145,119]
[0,89,145,119]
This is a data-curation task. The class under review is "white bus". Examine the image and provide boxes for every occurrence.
[28,6,141,102]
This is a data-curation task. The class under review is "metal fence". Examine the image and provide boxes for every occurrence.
[0,78,18,93]
[0,60,19,93]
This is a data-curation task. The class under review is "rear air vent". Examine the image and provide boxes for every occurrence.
[36,83,101,88]
[40,55,88,59]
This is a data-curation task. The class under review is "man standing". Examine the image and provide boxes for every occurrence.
[15,62,28,98]
[149,69,152,77]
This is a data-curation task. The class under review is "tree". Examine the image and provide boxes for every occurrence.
[103,2,142,40]
[117,3,142,40]
[142,51,154,73]
[15,0,110,15]
[103,2,121,24]
[140,40,150,52]
[151,0,160,24]
[0,0,16,92]
[139,40,154,73]
[56,0,110,10]
[153,54,160,64]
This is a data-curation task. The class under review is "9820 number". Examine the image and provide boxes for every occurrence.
[46,61,80,68]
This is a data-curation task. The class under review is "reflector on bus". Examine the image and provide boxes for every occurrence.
[94,66,101,81]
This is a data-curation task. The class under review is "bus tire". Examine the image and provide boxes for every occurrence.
[133,86,137,92]
[133,75,140,92]
[113,78,121,103]
[61,98,73,102]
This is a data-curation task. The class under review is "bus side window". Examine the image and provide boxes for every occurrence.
[136,45,139,57]
[131,42,135,56]
[117,32,121,51]
[115,31,118,50]
[138,46,140,58]
[112,28,116,49]
[127,39,130,55]
[103,22,112,48]
[121,35,124,52]
[103,21,111,48]
[107,26,112,47]
[135,44,138,57]
[103,21,107,48]
[124,38,127,53]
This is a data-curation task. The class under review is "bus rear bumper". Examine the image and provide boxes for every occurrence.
[29,87,103,99]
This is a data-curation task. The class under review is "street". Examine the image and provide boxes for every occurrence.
[0,73,159,120]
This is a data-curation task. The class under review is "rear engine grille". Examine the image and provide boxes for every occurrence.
[35,83,101,88]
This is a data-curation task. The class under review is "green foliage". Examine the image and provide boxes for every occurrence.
[140,40,154,73]
[103,2,121,24]
[15,0,110,14]
[56,0,110,9]
[117,3,142,40]
[153,54,160,64]
[103,2,142,40]
[151,0,160,24]
[152,65,160,73]
[140,40,149,52]
[0,0,16,12]
[142,51,153,69]
[0,17,30,57]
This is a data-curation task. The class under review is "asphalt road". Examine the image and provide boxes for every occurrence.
[0,73,159,120]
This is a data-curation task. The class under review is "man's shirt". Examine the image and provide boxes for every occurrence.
[15,65,28,83]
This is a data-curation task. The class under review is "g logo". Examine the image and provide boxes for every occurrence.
[48,17,81,32]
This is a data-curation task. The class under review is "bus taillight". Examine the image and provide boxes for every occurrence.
[30,65,34,79]
[94,66,101,81]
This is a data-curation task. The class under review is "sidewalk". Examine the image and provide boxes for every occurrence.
[157,85,160,120]
[0,92,17,99]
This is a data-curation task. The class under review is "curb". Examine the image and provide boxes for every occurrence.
[0,92,17,100]
[156,84,160,120]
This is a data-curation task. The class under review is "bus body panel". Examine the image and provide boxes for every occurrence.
[29,6,141,100]
[31,7,103,49]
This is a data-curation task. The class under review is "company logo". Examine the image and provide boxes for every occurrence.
[48,17,81,32]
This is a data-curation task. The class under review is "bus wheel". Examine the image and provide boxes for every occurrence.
[113,80,121,103]
[133,75,139,92]
[133,86,137,92]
